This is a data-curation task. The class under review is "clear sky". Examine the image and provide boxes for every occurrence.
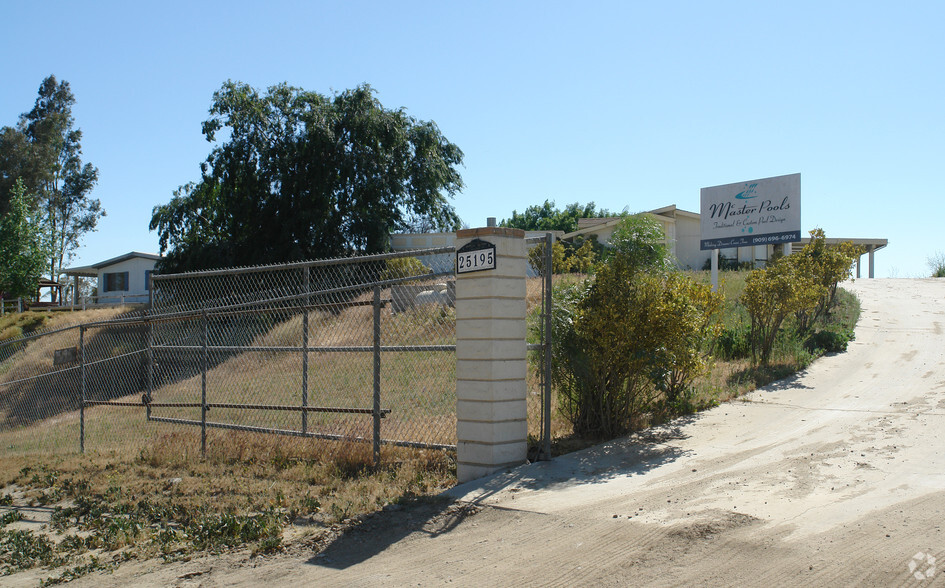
[2,0,942,278]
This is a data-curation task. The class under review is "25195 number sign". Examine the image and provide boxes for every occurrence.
[456,238,496,274]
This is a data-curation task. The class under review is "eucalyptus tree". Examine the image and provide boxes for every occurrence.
[0,75,103,296]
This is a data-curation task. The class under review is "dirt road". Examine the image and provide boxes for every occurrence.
[72,278,945,587]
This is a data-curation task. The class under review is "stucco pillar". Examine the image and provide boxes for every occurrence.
[454,227,528,483]
[868,245,876,279]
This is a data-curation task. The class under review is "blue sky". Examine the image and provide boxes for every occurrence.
[2,0,942,278]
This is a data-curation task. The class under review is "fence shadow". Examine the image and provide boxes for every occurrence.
[0,320,149,428]
[307,496,477,570]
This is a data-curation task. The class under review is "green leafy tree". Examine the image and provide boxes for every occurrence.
[0,180,49,299]
[792,229,862,332]
[500,200,615,234]
[151,82,464,273]
[0,76,103,297]
[741,256,824,365]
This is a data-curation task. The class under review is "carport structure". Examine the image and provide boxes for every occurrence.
[795,236,888,278]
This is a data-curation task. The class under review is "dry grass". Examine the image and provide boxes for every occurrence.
[0,432,455,582]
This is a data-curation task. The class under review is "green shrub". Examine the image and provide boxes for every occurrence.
[716,324,751,360]
[805,328,855,354]
[528,238,600,275]
[528,241,570,274]
[548,217,722,438]
[564,238,599,273]
[606,214,671,271]
[792,229,861,332]
[742,257,822,365]
[380,257,429,281]
[929,251,945,278]
[741,230,861,365]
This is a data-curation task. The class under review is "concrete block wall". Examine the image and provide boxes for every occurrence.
[454,227,528,483]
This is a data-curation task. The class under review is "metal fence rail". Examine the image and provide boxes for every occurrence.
[0,248,458,462]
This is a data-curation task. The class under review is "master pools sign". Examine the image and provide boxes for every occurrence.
[700,173,801,250]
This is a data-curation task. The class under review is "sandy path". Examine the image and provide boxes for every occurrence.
[66,278,945,587]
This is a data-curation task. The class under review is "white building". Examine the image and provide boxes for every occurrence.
[64,252,162,305]
[391,205,888,277]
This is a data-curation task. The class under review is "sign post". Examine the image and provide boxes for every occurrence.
[700,173,801,289]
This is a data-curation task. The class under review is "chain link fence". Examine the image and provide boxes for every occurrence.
[0,248,458,462]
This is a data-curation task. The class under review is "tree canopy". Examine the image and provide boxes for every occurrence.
[500,200,616,234]
[0,75,103,295]
[150,82,464,273]
[0,180,49,298]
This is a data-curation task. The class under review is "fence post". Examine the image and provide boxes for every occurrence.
[201,308,208,457]
[147,273,153,421]
[372,285,382,465]
[302,266,310,435]
[79,325,86,453]
[542,232,553,461]
[18,298,23,313]
[455,227,528,483]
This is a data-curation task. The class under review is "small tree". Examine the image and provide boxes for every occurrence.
[0,179,49,299]
[793,229,861,332]
[549,215,721,437]
[0,76,103,295]
[528,237,600,276]
[608,214,671,272]
[741,256,823,365]
[645,273,723,405]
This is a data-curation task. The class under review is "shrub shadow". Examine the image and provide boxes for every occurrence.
[308,415,699,570]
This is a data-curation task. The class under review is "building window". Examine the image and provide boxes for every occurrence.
[145,270,153,288]
[104,272,129,292]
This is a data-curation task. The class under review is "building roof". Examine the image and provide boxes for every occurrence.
[796,237,888,251]
[565,205,887,252]
[564,205,699,241]
[63,252,162,277]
